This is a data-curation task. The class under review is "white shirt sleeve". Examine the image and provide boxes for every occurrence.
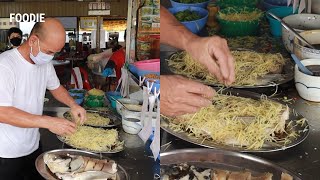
[0,65,15,106]
[46,63,60,90]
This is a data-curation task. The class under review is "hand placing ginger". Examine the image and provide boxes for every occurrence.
[161,75,215,117]
[160,6,235,117]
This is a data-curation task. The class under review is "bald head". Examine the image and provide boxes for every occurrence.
[29,18,66,52]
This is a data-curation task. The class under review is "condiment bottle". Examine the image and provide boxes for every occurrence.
[207,2,219,29]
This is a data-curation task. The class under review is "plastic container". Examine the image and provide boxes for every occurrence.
[153,6,160,15]
[262,0,285,10]
[133,59,160,72]
[106,91,122,109]
[169,6,209,34]
[74,97,84,105]
[128,64,160,78]
[68,89,86,98]
[264,0,287,5]
[87,94,104,100]
[170,0,211,8]
[217,7,262,37]
[217,0,259,8]
[84,98,104,107]
[141,6,153,16]
[266,7,295,37]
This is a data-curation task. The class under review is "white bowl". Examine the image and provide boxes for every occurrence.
[115,98,140,115]
[122,117,142,135]
[121,108,157,126]
[293,30,320,60]
[128,90,143,104]
[118,98,140,104]
[121,108,141,118]
[295,59,320,102]
[282,14,320,53]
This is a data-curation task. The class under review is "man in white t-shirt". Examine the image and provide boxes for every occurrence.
[0,18,86,180]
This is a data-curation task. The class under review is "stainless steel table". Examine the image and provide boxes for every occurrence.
[41,107,158,180]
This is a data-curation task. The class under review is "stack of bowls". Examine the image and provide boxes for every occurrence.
[282,14,320,53]
[169,0,210,34]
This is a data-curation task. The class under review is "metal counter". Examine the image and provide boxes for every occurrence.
[160,46,320,180]
[41,107,158,180]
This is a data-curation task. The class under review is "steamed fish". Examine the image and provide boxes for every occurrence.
[44,153,118,180]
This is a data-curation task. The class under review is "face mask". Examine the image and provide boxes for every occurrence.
[10,37,22,46]
[30,39,54,65]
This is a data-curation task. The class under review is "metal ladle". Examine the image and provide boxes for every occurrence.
[268,12,316,49]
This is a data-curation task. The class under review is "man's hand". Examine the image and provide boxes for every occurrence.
[44,116,77,136]
[161,75,215,117]
[70,104,87,124]
[186,36,235,85]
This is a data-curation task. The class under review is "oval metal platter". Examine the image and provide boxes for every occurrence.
[165,50,294,88]
[161,88,309,153]
[161,148,302,180]
[56,135,124,154]
[62,109,121,128]
[35,149,129,180]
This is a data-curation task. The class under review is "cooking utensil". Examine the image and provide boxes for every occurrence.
[35,149,129,180]
[291,54,314,76]
[161,88,309,153]
[161,148,302,180]
[268,12,316,49]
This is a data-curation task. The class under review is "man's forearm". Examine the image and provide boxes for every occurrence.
[0,107,48,128]
[160,5,199,51]
[50,85,77,108]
